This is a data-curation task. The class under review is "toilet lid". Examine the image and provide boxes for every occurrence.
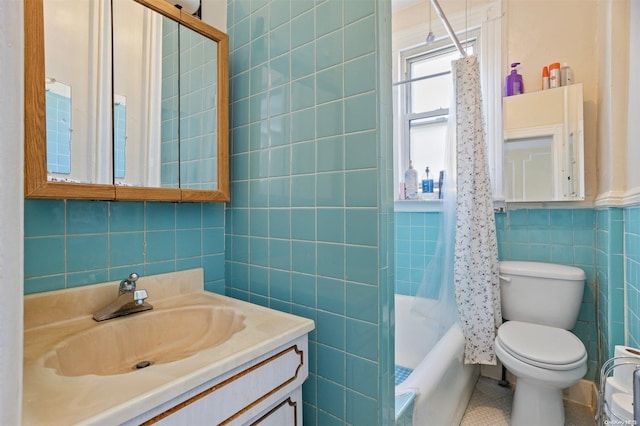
[497,321,587,370]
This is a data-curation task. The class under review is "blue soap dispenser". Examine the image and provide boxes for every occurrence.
[504,62,524,96]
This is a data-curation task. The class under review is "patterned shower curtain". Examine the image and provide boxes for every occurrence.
[452,56,501,365]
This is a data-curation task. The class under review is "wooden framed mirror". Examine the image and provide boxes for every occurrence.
[24,0,229,202]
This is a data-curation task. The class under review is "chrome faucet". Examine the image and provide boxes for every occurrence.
[93,272,153,321]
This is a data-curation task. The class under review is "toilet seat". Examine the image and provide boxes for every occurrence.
[497,321,587,370]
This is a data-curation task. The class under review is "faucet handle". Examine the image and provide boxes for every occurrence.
[133,289,148,305]
[119,272,139,293]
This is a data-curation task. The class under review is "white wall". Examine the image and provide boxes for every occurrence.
[394,8,638,208]
[626,0,640,203]
[595,0,629,206]
[0,0,24,423]
[392,0,495,83]
[506,0,599,202]
[202,0,226,31]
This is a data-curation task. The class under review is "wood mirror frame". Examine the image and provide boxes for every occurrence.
[24,0,229,202]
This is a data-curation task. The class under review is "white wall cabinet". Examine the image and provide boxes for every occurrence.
[503,84,584,202]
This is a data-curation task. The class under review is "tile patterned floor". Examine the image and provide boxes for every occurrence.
[460,376,596,426]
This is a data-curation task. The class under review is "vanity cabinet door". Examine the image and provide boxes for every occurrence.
[140,336,308,426]
[249,391,302,426]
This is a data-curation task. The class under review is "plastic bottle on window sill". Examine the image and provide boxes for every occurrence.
[404,161,419,200]
[421,166,434,196]
[398,182,406,200]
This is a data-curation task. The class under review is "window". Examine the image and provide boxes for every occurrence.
[398,37,476,199]
[392,0,505,207]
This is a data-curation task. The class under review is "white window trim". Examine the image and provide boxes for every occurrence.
[399,35,478,196]
[393,1,504,211]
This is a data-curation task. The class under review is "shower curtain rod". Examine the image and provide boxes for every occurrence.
[430,0,467,58]
[393,70,451,87]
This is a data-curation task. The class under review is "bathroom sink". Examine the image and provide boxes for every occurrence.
[23,269,315,425]
[43,305,245,377]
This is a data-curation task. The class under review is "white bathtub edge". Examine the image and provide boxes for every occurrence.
[395,319,480,425]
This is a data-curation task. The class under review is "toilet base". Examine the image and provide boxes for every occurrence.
[512,378,564,426]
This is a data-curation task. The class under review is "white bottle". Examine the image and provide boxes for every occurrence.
[404,160,419,199]
[561,63,573,86]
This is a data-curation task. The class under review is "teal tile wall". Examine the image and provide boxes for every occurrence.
[113,102,126,178]
[395,211,441,296]
[161,17,180,188]
[498,208,597,380]
[45,90,71,174]
[596,208,625,365]
[160,18,219,189]
[226,0,393,424]
[179,25,219,189]
[394,208,598,381]
[626,206,640,348]
[24,199,226,294]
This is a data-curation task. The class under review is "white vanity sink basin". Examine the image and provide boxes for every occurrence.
[43,306,245,376]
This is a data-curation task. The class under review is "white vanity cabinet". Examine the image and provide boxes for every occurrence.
[127,335,309,426]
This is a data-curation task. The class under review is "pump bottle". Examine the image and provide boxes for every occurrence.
[504,62,524,96]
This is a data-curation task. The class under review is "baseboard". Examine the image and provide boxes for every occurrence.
[563,379,597,411]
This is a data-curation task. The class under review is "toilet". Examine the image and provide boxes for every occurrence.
[495,261,587,426]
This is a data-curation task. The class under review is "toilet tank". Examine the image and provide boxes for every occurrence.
[499,261,586,330]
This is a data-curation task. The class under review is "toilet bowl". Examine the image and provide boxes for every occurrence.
[495,261,587,426]
[495,321,587,425]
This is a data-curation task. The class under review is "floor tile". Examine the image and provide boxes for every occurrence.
[460,377,595,426]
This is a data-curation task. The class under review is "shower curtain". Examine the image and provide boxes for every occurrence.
[452,56,501,365]
[409,56,500,365]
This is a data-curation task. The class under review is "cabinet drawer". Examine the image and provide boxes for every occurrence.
[145,338,307,425]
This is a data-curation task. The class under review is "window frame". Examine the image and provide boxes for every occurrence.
[399,36,478,194]
[393,1,505,209]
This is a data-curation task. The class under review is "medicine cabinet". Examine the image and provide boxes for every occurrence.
[503,83,584,202]
[24,0,229,202]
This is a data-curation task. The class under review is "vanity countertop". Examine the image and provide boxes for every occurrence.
[23,268,314,425]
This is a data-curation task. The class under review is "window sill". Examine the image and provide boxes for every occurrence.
[394,198,507,213]
[394,199,443,212]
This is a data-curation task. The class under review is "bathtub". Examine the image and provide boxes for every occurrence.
[395,294,479,425]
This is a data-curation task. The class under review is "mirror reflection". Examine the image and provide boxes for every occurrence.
[45,80,71,175]
[39,0,225,196]
[178,25,219,190]
[43,0,111,184]
[113,0,220,190]
[113,0,180,188]
[113,94,127,179]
